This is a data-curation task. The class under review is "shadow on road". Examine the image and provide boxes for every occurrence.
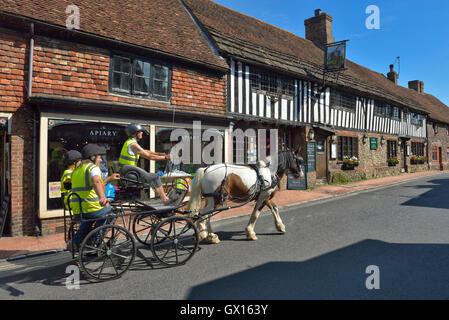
[402,178,449,210]
[187,239,449,299]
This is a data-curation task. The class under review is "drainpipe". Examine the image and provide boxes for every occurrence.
[28,22,41,235]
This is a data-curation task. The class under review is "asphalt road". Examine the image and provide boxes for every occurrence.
[1,172,449,300]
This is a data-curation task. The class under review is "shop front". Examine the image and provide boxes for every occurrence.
[37,110,229,234]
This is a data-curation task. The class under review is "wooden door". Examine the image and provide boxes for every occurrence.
[316,137,327,179]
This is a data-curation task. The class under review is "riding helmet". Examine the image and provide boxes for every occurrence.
[81,144,107,159]
[125,123,148,137]
[64,150,82,165]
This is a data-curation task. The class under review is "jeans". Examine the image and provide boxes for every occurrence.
[73,206,112,248]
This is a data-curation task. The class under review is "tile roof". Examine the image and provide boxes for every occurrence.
[183,0,449,119]
[0,0,228,70]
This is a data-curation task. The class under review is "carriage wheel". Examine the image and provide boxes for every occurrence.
[79,224,136,281]
[132,213,168,246]
[151,216,198,267]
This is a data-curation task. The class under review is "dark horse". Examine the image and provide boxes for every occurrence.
[188,149,304,243]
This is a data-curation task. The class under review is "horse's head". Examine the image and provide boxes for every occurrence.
[287,147,304,179]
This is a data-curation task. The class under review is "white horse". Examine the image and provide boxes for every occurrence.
[188,150,304,243]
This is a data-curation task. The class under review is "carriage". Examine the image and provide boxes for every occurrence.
[64,150,304,282]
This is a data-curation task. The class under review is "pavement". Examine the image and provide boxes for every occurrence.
[0,169,445,261]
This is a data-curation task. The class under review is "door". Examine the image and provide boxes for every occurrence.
[439,147,443,171]
[316,136,327,179]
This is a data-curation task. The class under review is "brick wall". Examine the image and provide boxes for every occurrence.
[0,27,36,236]
[32,36,227,115]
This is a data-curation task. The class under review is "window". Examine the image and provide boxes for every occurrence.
[337,136,358,160]
[374,100,387,116]
[47,120,133,210]
[330,89,356,110]
[411,112,423,126]
[110,55,170,100]
[250,68,295,99]
[392,106,400,119]
[447,147,449,160]
[387,140,397,158]
[411,142,425,157]
[431,146,438,161]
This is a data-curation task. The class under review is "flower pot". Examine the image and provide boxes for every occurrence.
[342,164,355,170]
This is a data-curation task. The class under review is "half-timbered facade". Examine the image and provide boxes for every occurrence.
[184,0,430,186]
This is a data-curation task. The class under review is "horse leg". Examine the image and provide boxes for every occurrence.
[245,197,266,241]
[196,197,215,242]
[267,200,285,233]
[205,213,220,244]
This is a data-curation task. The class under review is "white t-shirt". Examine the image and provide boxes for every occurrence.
[90,166,103,180]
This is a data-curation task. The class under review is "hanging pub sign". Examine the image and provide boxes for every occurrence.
[325,40,348,71]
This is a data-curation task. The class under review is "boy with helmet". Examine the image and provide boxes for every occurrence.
[119,123,172,202]
[60,150,82,210]
[70,144,120,249]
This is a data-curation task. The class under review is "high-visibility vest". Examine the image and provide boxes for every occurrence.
[69,162,103,215]
[119,138,140,168]
[60,166,74,210]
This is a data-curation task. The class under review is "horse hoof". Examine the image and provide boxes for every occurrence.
[198,231,208,242]
[245,230,258,241]
[276,224,286,233]
[206,234,220,244]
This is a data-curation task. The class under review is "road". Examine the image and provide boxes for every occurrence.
[1,172,449,300]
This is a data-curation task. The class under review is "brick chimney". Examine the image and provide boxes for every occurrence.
[408,80,424,94]
[387,64,398,85]
[304,9,335,47]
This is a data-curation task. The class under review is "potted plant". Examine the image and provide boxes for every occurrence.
[342,156,359,170]
[388,157,399,166]
[410,156,418,164]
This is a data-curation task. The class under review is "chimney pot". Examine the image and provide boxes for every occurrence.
[389,64,394,72]
[315,9,322,16]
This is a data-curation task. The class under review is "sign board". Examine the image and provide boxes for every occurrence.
[306,142,316,172]
[325,41,348,71]
[287,165,307,190]
[370,137,378,150]
[48,182,61,199]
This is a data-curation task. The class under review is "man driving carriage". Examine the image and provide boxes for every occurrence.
[70,144,121,249]
[119,123,176,204]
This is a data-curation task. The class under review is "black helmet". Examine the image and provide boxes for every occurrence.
[64,150,82,164]
[125,123,148,137]
[81,144,106,159]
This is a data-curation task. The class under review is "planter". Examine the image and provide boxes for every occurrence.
[342,163,357,170]
[388,162,397,167]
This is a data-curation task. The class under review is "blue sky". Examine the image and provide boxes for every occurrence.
[213,0,449,106]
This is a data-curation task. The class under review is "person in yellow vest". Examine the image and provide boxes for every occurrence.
[60,150,82,210]
[70,144,120,249]
[119,123,172,202]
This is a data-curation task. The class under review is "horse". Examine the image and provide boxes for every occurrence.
[187,149,304,243]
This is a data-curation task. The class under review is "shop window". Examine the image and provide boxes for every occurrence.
[156,126,224,175]
[431,146,438,161]
[387,140,397,158]
[337,136,358,161]
[411,142,425,157]
[110,55,170,101]
[47,120,137,210]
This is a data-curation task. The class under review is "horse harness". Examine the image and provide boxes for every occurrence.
[202,163,279,205]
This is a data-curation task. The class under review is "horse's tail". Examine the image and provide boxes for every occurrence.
[188,167,205,214]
